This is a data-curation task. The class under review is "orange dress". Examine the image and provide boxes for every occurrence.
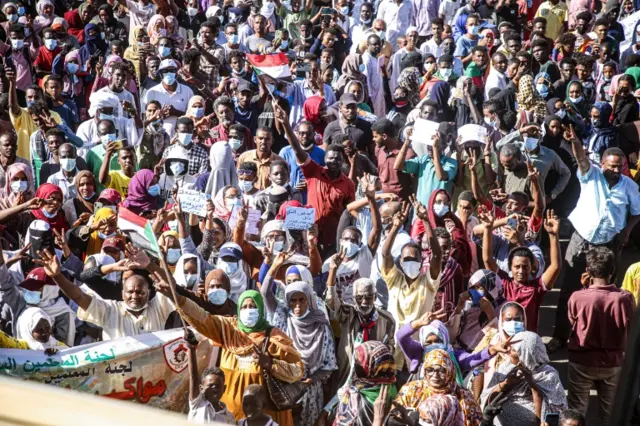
[178,298,304,425]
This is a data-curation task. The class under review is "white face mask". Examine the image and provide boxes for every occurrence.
[433,203,449,217]
[60,157,76,172]
[177,132,193,146]
[239,179,254,192]
[440,68,452,79]
[240,308,260,327]
[187,6,198,16]
[340,240,360,258]
[401,260,421,279]
[208,287,228,305]
[10,180,28,194]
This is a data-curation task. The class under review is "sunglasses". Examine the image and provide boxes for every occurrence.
[237,169,253,176]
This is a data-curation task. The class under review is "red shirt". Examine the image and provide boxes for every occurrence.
[300,157,355,246]
[498,270,547,332]
[375,143,416,200]
[568,285,635,367]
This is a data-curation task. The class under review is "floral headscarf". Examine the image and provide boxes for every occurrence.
[418,394,464,426]
[397,67,422,108]
[418,320,464,385]
[517,74,548,118]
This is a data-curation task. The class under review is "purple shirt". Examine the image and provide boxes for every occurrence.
[412,0,441,36]
[397,322,492,373]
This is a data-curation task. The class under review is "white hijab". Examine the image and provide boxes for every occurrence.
[217,242,248,303]
[16,307,61,350]
[174,253,202,288]
[205,141,238,197]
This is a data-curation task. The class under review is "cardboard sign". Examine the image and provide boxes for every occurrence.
[229,205,261,235]
[459,124,488,144]
[178,189,210,217]
[284,206,316,230]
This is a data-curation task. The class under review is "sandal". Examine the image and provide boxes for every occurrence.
[545,337,566,354]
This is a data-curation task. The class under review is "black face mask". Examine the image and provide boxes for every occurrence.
[30,229,55,259]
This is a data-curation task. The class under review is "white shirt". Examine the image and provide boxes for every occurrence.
[370,229,413,309]
[158,174,197,203]
[142,82,194,137]
[376,0,413,51]
[96,86,137,119]
[188,394,236,425]
[420,38,443,57]
[322,246,374,306]
[76,117,139,159]
[351,25,374,54]
[484,67,508,100]
[438,0,459,24]
[47,169,78,202]
[77,293,175,341]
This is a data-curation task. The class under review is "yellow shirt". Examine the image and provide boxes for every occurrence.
[381,265,440,365]
[622,262,640,305]
[10,108,62,161]
[0,330,30,349]
[535,1,568,42]
[107,170,132,197]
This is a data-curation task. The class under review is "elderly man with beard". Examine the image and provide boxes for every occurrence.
[37,246,176,341]
[274,101,355,257]
[325,276,395,393]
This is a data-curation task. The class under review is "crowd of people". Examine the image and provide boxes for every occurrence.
[0,0,639,423]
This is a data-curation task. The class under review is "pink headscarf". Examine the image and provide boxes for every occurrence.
[63,50,83,97]
[0,163,34,208]
[147,14,167,46]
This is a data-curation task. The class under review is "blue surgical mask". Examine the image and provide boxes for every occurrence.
[468,288,485,305]
[11,39,24,50]
[359,63,366,73]
[178,132,193,146]
[99,113,115,123]
[239,179,254,192]
[44,39,57,50]
[192,107,204,118]
[502,319,525,336]
[147,184,161,196]
[167,248,181,264]
[98,231,116,239]
[340,5,349,14]
[18,6,25,15]
[240,308,260,327]
[469,25,479,35]
[208,288,228,305]
[229,138,243,151]
[185,273,198,287]
[280,40,289,50]
[41,208,57,218]
[433,203,449,217]
[568,96,583,104]
[66,62,79,74]
[536,83,549,98]
[81,192,95,200]
[10,180,28,194]
[7,14,18,22]
[272,240,285,253]
[217,259,239,276]
[228,34,240,44]
[158,46,171,58]
[162,72,176,85]
[524,137,539,151]
[23,289,41,305]
[556,109,566,119]
[340,240,360,258]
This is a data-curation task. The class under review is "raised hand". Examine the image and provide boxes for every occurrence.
[330,246,347,269]
[477,206,495,228]
[125,243,151,269]
[37,249,61,277]
[23,197,45,211]
[272,248,295,269]
[52,228,69,252]
[409,195,429,221]
[543,209,560,235]
[184,327,198,348]
[490,335,515,355]
[150,271,174,298]
[6,243,32,268]
[526,160,540,181]
[73,212,92,228]
[392,201,411,228]
[372,384,390,425]
[360,173,377,200]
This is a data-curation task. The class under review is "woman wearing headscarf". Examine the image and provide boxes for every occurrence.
[78,235,125,300]
[64,3,95,44]
[335,54,369,98]
[481,332,567,426]
[165,15,185,50]
[206,142,238,199]
[212,241,249,302]
[391,349,483,425]
[517,74,548,125]
[211,185,242,222]
[122,169,160,215]
[0,163,35,249]
[334,340,397,426]
[163,286,304,425]
[35,0,57,33]
[565,80,591,121]
[418,394,465,426]
[147,14,167,46]
[427,80,454,122]
[411,189,471,276]
[264,281,336,426]
[612,74,639,125]
[31,184,68,234]
[15,307,67,352]
[78,23,108,66]
[397,318,507,385]
[449,269,506,352]
[96,4,128,48]
[61,171,98,227]
[585,101,620,163]
[197,213,233,267]
[124,26,147,80]
[303,96,329,143]
[540,115,580,217]
[58,49,90,108]
[396,66,422,109]
[174,268,238,318]
[453,76,484,127]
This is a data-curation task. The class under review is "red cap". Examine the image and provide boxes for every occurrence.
[19,267,56,291]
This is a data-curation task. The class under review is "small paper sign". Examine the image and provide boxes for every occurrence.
[284,206,316,230]
[411,119,440,145]
[458,124,488,144]
[178,189,210,217]
[229,206,261,235]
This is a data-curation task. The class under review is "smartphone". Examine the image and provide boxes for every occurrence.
[544,413,559,426]
[321,6,334,15]
[111,139,124,150]
[507,217,518,229]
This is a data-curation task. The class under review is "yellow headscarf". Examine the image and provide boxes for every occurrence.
[86,207,117,257]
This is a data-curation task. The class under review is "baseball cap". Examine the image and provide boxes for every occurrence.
[20,267,56,291]
[340,93,358,106]
[219,245,242,261]
[159,59,179,71]
[102,237,125,252]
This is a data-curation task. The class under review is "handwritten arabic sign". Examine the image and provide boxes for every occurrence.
[458,124,488,144]
[229,205,261,235]
[178,189,211,217]
[0,329,217,412]
[284,206,316,230]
